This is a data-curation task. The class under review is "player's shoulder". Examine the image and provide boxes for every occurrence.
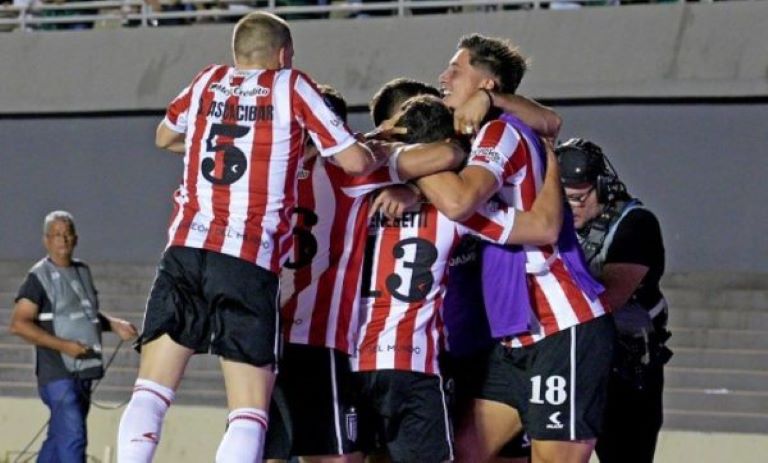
[197,63,229,77]
[476,119,522,146]
[188,64,230,86]
[287,68,320,88]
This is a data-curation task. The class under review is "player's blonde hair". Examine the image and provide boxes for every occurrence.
[232,12,292,65]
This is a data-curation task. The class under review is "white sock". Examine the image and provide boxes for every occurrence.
[215,408,269,463]
[117,378,175,463]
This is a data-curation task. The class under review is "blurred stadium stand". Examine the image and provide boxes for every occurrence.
[0,0,683,31]
[1,262,766,434]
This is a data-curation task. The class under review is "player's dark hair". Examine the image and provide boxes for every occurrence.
[458,33,527,94]
[369,78,440,127]
[393,95,454,144]
[317,84,348,123]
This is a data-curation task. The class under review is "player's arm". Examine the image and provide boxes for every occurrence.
[331,141,385,176]
[454,91,561,140]
[504,144,563,245]
[599,264,649,311]
[9,298,90,358]
[395,141,465,181]
[155,122,185,153]
[415,166,498,222]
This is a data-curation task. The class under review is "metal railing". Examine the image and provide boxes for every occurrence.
[0,0,629,30]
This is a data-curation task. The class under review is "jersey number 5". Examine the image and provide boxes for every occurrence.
[203,123,249,185]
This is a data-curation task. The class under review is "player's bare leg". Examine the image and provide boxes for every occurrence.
[455,399,524,463]
[215,358,276,462]
[118,334,193,461]
[137,334,195,389]
[220,358,275,410]
[531,439,594,463]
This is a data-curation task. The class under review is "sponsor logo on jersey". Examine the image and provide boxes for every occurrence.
[472,147,503,166]
[448,251,477,267]
[546,411,563,430]
[209,82,270,98]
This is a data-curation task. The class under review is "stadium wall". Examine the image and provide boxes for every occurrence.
[1,3,767,272]
[1,3,767,112]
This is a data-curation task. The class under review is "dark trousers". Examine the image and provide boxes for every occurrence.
[595,365,664,463]
[38,378,92,463]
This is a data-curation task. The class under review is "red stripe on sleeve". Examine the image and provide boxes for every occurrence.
[166,64,215,127]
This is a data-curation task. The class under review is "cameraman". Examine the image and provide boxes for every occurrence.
[556,139,672,463]
[9,210,137,462]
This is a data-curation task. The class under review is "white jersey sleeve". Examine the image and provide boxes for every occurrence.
[292,72,356,157]
[163,64,219,134]
[467,120,525,188]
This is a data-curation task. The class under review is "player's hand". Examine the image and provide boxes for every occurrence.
[454,89,492,136]
[61,340,91,359]
[110,318,139,341]
[370,185,421,219]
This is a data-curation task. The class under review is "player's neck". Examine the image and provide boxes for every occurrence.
[235,58,282,71]
[235,64,276,71]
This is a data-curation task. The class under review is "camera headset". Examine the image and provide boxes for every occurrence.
[556,138,626,204]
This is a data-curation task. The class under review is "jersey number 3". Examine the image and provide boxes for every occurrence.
[284,207,319,269]
[362,237,438,303]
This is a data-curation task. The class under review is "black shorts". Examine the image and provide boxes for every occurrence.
[265,343,361,459]
[478,315,615,441]
[355,370,453,463]
[138,246,279,367]
[442,350,530,459]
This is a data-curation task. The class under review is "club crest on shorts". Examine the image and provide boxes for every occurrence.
[345,407,358,442]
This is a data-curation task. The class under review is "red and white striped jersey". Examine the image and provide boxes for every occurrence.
[352,201,516,375]
[163,65,356,273]
[280,154,401,355]
[467,120,606,347]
